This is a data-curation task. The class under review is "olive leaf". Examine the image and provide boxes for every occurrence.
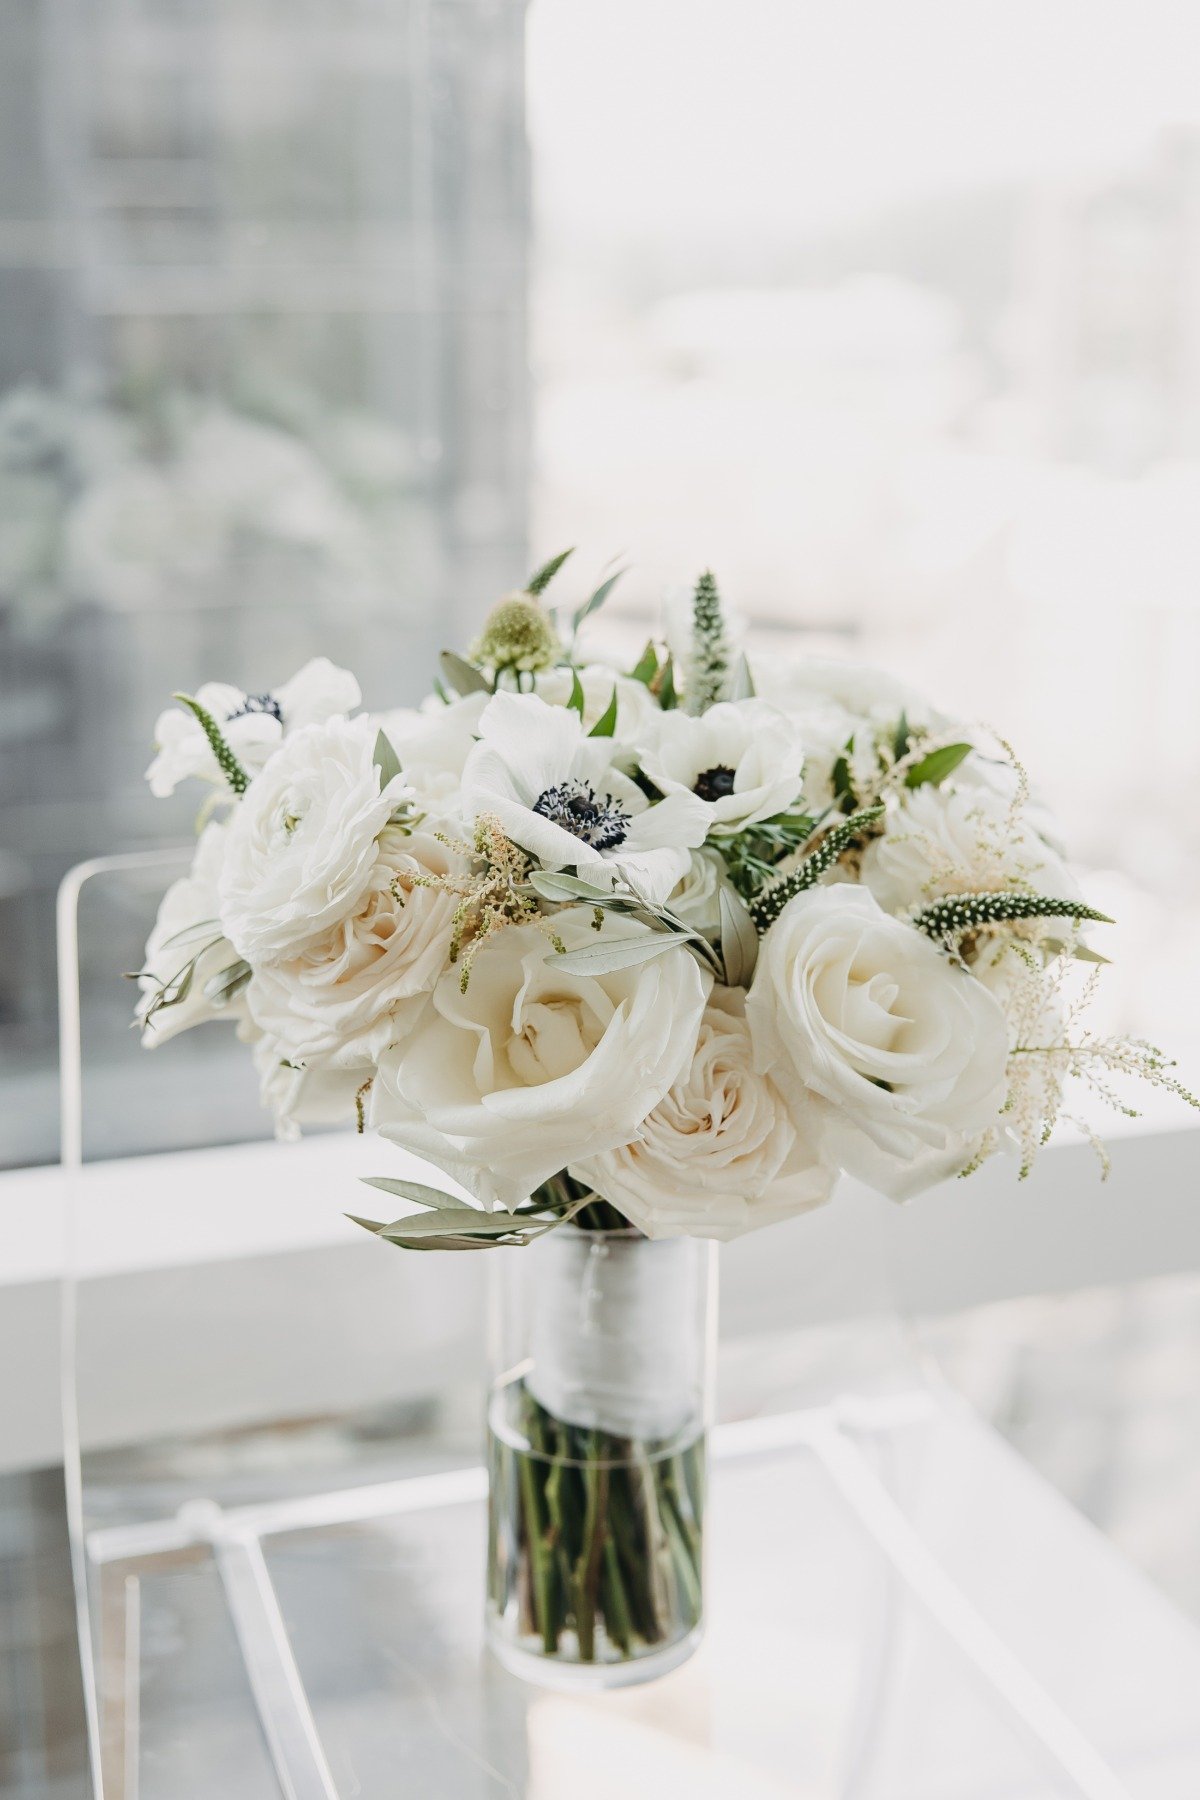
[373,728,402,790]
[548,932,688,976]
[439,650,490,696]
[718,883,758,986]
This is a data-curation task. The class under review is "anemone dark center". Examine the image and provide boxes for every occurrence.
[229,692,284,724]
[532,779,632,851]
[694,764,737,802]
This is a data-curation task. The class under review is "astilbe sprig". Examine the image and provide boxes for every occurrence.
[984,950,1200,1179]
[402,813,564,990]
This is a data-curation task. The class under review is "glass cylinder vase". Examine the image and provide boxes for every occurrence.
[486,1223,716,1689]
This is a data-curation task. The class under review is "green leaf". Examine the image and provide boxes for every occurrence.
[378,1209,526,1238]
[565,668,586,717]
[657,656,678,711]
[831,737,856,809]
[905,742,972,789]
[1072,943,1112,965]
[439,650,490,696]
[587,686,619,738]
[572,569,624,632]
[527,870,618,903]
[629,641,659,686]
[718,883,758,986]
[360,1176,467,1212]
[527,548,574,597]
[548,932,685,976]
[893,710,910,763]
[373,728,402,790]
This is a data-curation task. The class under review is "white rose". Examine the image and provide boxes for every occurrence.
[666,848,734,936]
[146,657,361,798]
[573,994,835,1240]
[746,885,1008,1201]
[641,700,806,833]
[244,826,461,1063]
[861,782,1081,917]
[138,822,243,1043]
[218,714,411,965]
[370,908,711,1210]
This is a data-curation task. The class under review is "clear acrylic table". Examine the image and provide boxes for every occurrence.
[82,1388,1200,1800]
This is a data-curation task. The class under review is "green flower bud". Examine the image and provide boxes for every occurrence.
[471,592,562,674]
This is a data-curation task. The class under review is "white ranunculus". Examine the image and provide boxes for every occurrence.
[573,993,835,1240]
[746,885,1008,1200]
[861,782,1081,917]
[244,826,461,1063]
[146,657,361,798]
[461,692,709,905]
[666,848,734,936]
[370,908,711,1210]
[218,714,411,965]
[641,700,806,833]
[138,822,243,1043]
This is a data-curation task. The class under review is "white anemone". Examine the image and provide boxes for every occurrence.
[146,657,361,797]
[461,692,708,905]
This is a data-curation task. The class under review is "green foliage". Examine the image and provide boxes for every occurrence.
[439,650,490,696]
[587,686,619,738]
[372,728,402,789]
[526,547,574,597]
[572,569,624,633]
[720,807,818,901]
[629,641,659,686]
[914,890,1114,942]
[748,805,884,932]
[171,693,249,795]
[904,741,973,789]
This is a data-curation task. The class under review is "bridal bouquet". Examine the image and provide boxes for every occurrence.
[135,552,1192,1679]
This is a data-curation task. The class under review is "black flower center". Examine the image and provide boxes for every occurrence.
[694,764,737,802]
[229,692,284,724]
[532,779,632,851]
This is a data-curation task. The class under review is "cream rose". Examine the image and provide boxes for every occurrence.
[218,714,411,965]
[244,826,461,1064]
[746,885,1008,1200]
[572,993,835,1240]
[862,782,1081,917]
[370,909,710,1210]
[138,822,243,1043]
